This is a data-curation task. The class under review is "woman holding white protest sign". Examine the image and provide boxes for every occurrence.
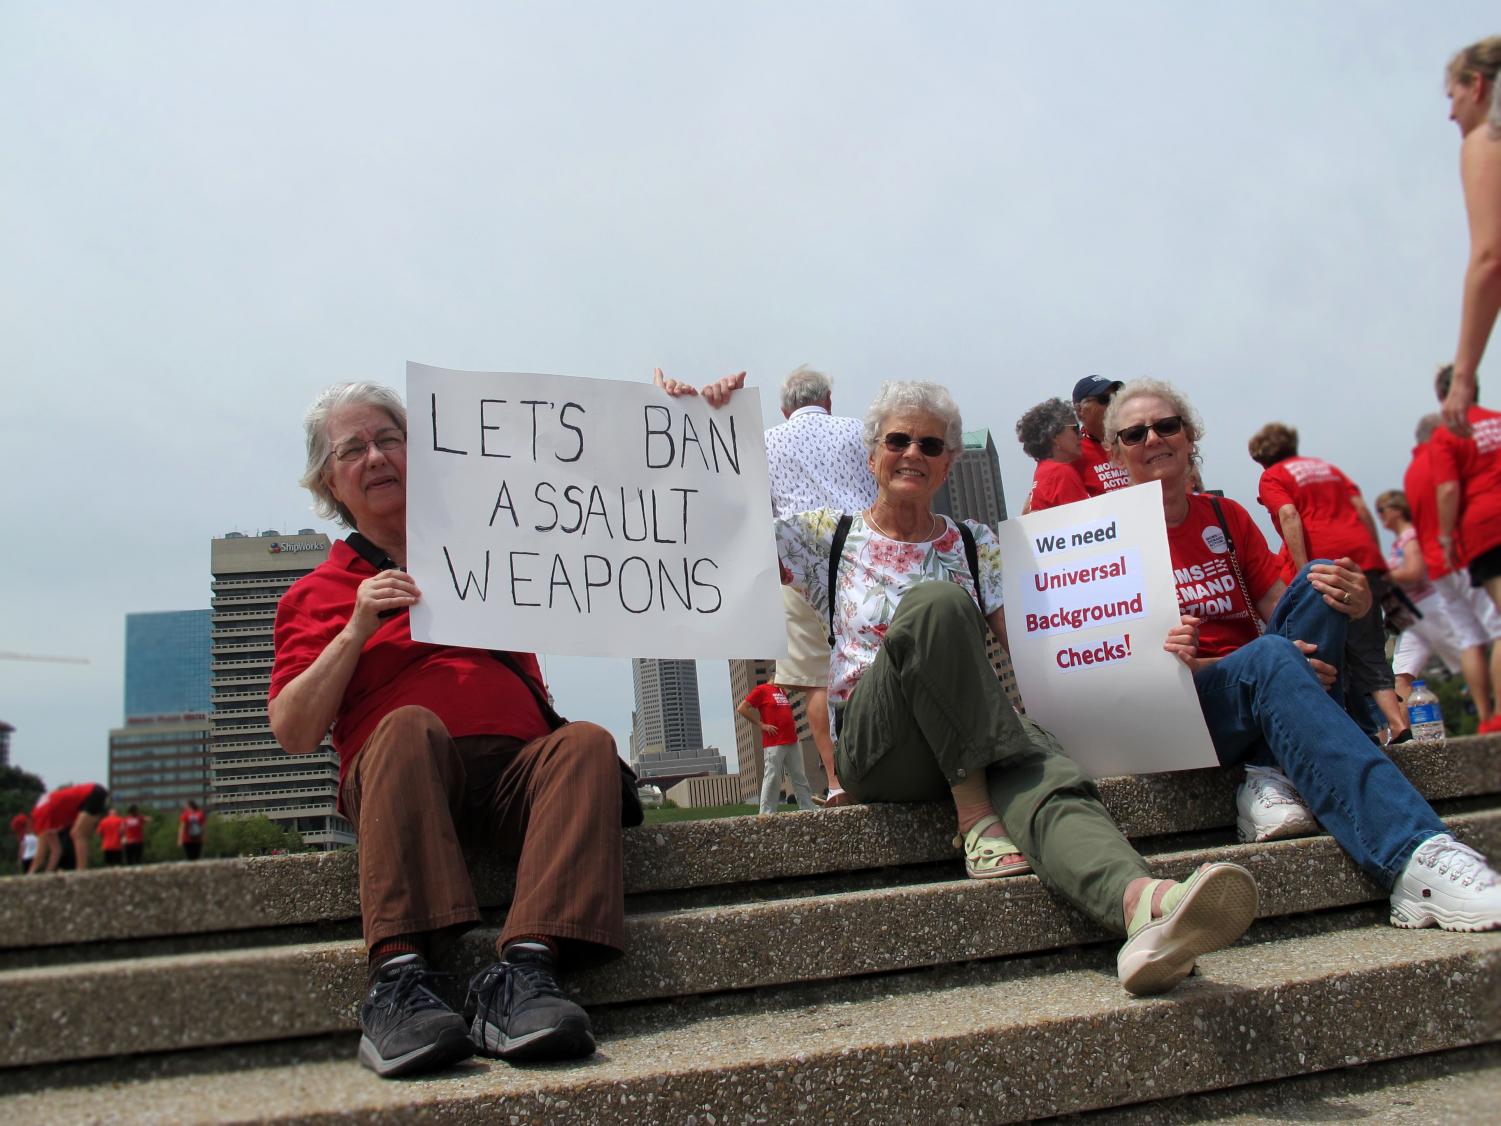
[1106,379,1501,932]
[693,377,1261,997]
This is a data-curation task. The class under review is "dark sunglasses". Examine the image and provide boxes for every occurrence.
[883,431,948,457]
[1116,416,1185,446]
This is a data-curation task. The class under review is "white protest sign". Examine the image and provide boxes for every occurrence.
[997,481,1216,776]
[405,362,787,659]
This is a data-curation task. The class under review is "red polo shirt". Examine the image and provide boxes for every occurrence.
[1430,405,1501,564]
[1256,456,1385,576]
[270,540,552,786]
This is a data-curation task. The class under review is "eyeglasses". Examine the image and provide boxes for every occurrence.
[331,430,406,463]
[1115,416,1185,446]
[882,432,948,457]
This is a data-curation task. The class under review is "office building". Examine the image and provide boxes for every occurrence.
[666,773,743,809]
[726,658,823,806]
[209,530,354,849]
[0,720,11,769]
[124,610,212,719]
[934,429,1008,529]
[107,610,215,810]
[628,658,704,761]
[632,745,728,784]
[108,714,212,810]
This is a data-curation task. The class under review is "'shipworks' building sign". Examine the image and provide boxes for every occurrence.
[209,530,354,849]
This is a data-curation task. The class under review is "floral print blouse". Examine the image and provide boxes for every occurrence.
[774,508,1006,710]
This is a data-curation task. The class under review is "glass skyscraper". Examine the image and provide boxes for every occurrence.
[124,610,212,719]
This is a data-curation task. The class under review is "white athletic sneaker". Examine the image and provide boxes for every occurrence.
[1389,834,1501,932]
[1235,765,1319,843]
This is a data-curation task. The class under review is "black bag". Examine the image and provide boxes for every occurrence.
[1380,584,1423,636]
[345,533,644,828]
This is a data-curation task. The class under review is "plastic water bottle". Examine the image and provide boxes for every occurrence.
[1406,681,1446,744]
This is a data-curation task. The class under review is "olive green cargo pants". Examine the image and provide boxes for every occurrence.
[837,582,1149,934]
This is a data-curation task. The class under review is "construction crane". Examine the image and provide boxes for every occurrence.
[0,652,91,665]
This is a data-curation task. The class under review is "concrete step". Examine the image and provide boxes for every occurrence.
[3,915,1497,1124]
[4,811,1497,1069]
[1063,1041,1501,1124]
[4,736,1496,952]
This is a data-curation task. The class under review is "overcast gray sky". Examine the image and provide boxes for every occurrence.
[3,2,1495,789]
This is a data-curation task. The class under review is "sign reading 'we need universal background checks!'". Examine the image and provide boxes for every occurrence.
[405,362,788,660]
[997,481,1216,777]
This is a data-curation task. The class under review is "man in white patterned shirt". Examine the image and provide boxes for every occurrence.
[763,365,878,805]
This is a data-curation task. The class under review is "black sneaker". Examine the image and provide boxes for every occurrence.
[463,946,596,1062]
[357,953,474,1078]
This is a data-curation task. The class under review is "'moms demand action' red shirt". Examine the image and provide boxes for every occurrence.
[1256,456,1385,576]
[744,683,799,748]
[1076,433,1131,496]
[1166,495,1284,659]
[270,540,551,787]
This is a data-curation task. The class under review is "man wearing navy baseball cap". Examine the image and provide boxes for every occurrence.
[1072,375,1128,495]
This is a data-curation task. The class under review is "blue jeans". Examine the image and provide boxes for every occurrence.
[1193,562,1444,889]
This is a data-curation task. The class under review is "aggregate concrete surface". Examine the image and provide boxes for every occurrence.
[3,734,1494,951]
[3,924,1497,1125]
[5,811,1499,1068]
[1065,1042,1501,1124]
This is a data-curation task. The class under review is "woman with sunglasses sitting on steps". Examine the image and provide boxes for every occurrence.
[1104,378,1501,933]
[764,379,1259,996]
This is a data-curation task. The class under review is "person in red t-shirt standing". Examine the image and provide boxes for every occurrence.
[269,382,633,1079]
[178,800,207,861]
[737,682,815,815]
[1016,398,1090,513]
[1106,378,1500,933]
[1072,376,1129,496]
[1404,410,1501,732]
[1432,366,1501,623]
[29,783,109,873]
[97,807,125,866]
[121,805,149,864]
[1249,423,1408,742]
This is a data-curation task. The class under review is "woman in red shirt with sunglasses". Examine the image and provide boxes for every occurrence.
[1105,378,1500,934]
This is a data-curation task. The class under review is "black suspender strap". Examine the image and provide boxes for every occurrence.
[346,532,398,572]
[958,522,982,612]
[1207,497,1265,636]
[827,513,855,646]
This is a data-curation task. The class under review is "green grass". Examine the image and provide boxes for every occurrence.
[641,802,802,825]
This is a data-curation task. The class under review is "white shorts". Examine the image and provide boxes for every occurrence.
[1435,572,1501,649]
[1392,592,1467,678]
[775,585,832,689]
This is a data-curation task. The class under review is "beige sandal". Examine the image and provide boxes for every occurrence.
[953,814,1032,879]
[1117,862,1258,996]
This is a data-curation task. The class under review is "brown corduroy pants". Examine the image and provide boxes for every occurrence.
[339,705,626,965]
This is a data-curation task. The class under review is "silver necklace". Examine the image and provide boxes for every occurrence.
[864,508,940,543]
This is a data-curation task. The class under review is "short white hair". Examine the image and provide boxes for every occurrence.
[298,382,408,528]
[861,381,963,454]
[780,365,833,413]
[1102,378,1204,449]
